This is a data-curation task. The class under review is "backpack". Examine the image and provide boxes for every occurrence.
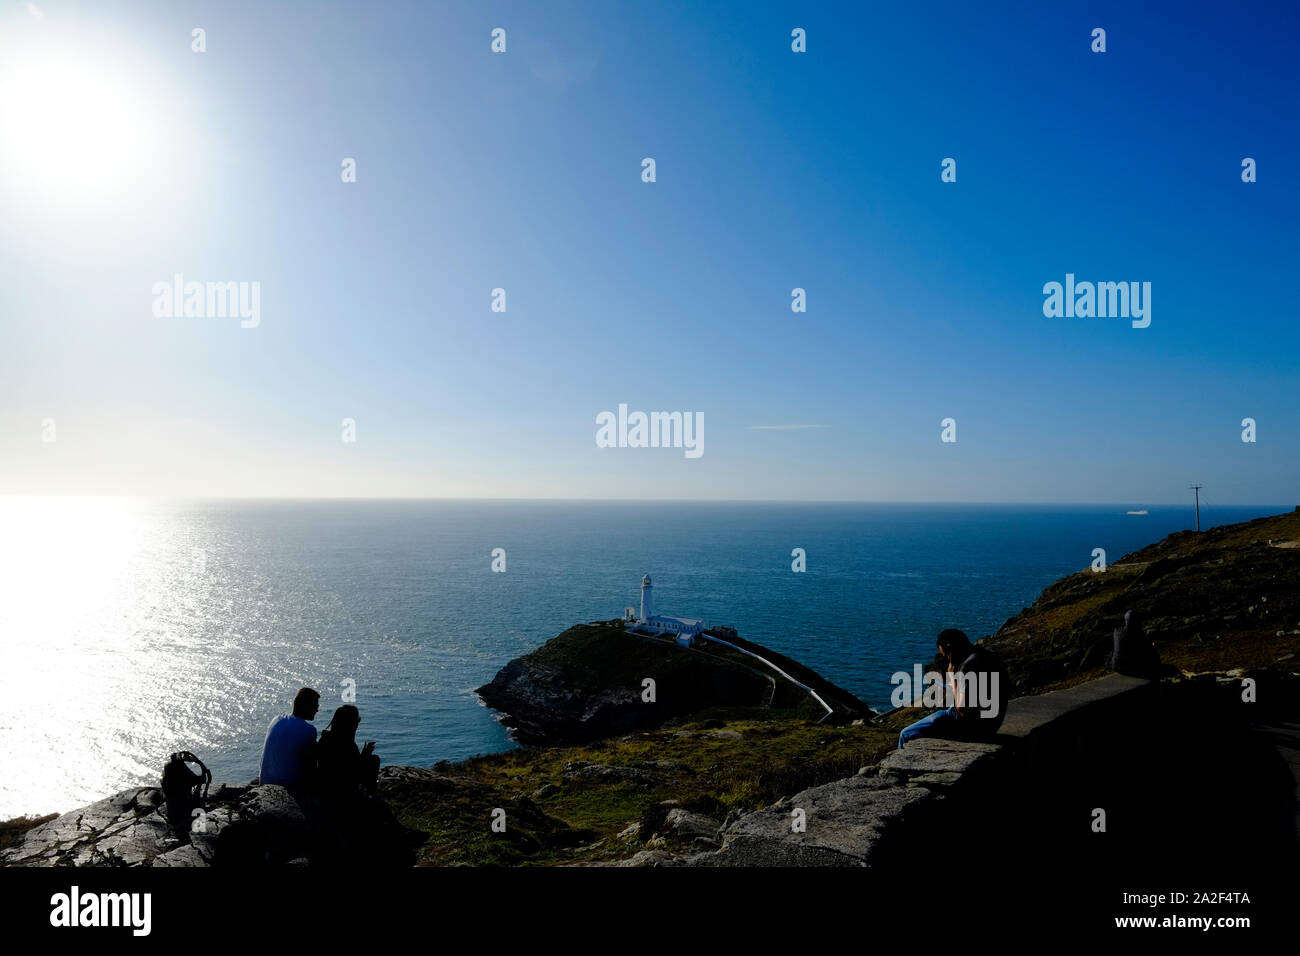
[161,751,211,844]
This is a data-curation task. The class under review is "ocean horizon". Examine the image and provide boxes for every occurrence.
[0,497,1288,819]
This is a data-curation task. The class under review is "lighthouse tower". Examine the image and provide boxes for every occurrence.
[639,574,653,622]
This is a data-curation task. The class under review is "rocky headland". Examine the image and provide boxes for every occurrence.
[474,621,875,744]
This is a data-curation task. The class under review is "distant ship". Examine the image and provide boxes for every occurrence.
[1126,509,1149,515]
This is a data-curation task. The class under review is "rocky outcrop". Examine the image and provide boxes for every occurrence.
[685,738,988,867]
[1,779,421,868]
[476,622,873,745]
[660,808,722,847]
[2,784,236,867]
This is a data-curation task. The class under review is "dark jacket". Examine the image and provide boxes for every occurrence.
[315,730,377,802]
[952,647,1008,734]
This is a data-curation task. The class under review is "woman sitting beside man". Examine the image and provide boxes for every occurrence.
[315,704,380,803]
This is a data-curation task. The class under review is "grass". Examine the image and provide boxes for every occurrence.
[384,716,897,866]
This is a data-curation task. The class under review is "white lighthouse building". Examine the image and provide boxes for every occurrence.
[624,574,704,646]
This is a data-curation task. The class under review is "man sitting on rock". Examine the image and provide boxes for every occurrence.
[259,687,320,789]
[898,629,1008,749]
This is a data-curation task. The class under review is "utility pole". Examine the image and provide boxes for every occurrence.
[1189,484,1202,532]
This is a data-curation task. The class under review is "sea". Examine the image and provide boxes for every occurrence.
[0,498,1286,818]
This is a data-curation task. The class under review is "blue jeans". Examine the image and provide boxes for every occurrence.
[898,706,959,749]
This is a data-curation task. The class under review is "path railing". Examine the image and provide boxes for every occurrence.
[697,634,835,721]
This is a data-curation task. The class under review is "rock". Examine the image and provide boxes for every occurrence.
[151,845,209,867]
[878,738,1001,779]
[616,849,681,867]
[238,785,310,833]
[662,808,722,845]
[1,788,168,867]
[530,783,560,799]
[562,761,655,784]
[689,775,932,867]
[88,814,176,866]
[907,772,964,788]
[5,781,417,869]
[207,782,249,802]
[644,759,691,772]
[616,822,642,841]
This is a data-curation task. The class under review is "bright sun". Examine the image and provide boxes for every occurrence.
[0,37,165,207]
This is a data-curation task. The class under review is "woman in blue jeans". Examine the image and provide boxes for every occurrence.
[897,628,1007,749]
[898,704,962,748]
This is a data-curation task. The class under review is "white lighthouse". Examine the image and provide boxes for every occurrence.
[640,574,653,622]
[626,573,703,646]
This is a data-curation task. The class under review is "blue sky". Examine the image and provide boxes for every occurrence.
[1,0,1296,503]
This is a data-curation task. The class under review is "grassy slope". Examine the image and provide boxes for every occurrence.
[984,508,1300,695]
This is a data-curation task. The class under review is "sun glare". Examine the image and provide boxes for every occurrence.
[0,34,167,208]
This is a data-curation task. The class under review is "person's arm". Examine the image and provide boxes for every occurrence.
[359,741,380,792]
[948,663,970,717]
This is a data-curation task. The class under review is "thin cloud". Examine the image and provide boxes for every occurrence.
[27,2,44,17]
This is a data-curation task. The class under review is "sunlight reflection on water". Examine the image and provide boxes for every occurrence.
[0,497,517,818]
[0,499,285,816]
